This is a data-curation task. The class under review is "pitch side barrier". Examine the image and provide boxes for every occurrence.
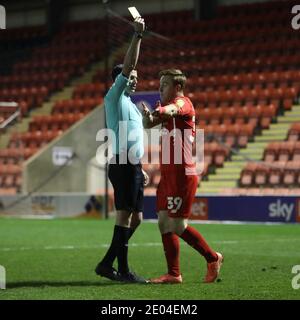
[1,193,299,222]
[143,195,300,223]
[0,193,109,217]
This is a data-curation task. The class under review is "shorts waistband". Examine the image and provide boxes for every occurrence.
[110,154,141,166]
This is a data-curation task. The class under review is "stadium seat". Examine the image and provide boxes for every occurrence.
[254,164,269,186]
[282,161,298,186]
[288,123,300,141]
[264,142,280,162]
[3,1,300,194]
[278,141,295,162]
[238,124,254,148]
[268,163,284,186]
[240,162,257,187]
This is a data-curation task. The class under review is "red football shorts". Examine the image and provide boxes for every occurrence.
[156,170,199,218]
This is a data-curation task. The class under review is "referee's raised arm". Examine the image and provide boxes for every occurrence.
[95,13,148,284]
[122,17,145,77]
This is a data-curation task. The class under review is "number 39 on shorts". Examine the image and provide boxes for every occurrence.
[167,197,183,213]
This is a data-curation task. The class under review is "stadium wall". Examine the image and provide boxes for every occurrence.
[22,105,105,193]
[3,0,46,28]
[0,193,106,217]
[2,193,299,222]
[22,91,160,195]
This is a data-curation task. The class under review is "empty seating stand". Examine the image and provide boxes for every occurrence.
[0,19,111,193]
[240,123,300,190]
[2,0,300,194]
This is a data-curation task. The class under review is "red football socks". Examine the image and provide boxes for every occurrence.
[180,226,218,263]
[162,232,180,277]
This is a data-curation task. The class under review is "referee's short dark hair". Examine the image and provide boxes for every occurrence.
[112,64,124,82]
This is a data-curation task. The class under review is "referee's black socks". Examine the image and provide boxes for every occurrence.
[115,225,131,274]
[101,225,134,273]
[101,225,119,266]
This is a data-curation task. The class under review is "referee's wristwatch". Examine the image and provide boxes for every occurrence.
[134,31,143,39]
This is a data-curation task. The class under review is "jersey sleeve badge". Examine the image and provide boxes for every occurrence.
[176,99,185,109]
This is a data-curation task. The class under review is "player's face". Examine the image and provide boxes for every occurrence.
[159,75,177,104]
[126,70,138,94]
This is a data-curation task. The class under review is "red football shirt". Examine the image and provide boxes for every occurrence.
[160,96,196,175]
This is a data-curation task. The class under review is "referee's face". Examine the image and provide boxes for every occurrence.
[125,70,138,94]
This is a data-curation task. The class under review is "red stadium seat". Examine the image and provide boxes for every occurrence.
[204,143,214,167]
[240,162,257,187]
[225,124,239,148]
[264,142,279,162]
[283,161,298,186]
[278,141,294,162]
[260,104,276,129]
[292,142,300,161]
[254,164,269,186]
[268,162,285,186]
[222,107,235,126]
[214,145,227,167]
[288,123,300,141]
[283,99,293,111]
[238,124,254,148]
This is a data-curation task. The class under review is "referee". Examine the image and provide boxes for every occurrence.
[95,17,148,283]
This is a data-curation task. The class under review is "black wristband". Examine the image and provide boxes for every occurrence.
[134,31,143,39]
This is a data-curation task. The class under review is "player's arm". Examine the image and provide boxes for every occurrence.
[122,17,145,77]
[152,99,190,119]
[152,103,179,119]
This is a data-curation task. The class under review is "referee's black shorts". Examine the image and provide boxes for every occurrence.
[108,155,144,212]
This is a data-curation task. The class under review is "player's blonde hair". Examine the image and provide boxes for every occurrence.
[159,69,187,89]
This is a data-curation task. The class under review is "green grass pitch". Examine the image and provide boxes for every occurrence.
[0,217,300,300]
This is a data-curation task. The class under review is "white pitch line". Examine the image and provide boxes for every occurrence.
[145,219,297,225]
[0,241,238,252]
[0,243,162,252]
[2,238,300,252]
